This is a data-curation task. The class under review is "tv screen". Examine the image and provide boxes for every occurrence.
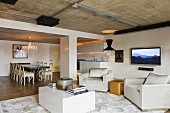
[131,47,161,65]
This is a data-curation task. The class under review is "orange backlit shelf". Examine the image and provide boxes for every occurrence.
[77,52,105,55]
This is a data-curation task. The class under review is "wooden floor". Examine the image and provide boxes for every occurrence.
[166,110,170,113]
[0,74,169,113]
[0,72,60,101]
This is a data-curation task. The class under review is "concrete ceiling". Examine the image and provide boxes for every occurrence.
[0,0,170,34]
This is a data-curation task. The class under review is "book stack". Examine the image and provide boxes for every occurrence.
[66,85,88,95]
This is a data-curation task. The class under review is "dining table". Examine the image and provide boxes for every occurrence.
[22,65,50,72]
[22,64,50,81]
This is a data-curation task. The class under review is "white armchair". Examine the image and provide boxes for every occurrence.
[124,78,170,111]
[79,68,113,92]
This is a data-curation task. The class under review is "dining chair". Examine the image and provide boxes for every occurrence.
[10,63,14,79]
[39,62,43,66]
[19,66,34,85]
[36,62,40,66]
[44,62,47,66]
[13,63,19,81]
[15,64,21,82]
[10,63,14,78]
[39,63,53,81]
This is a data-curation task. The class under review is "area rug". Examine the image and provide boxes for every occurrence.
[0,92,167,113]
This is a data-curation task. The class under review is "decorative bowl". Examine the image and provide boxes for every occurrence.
[56,77,73,90]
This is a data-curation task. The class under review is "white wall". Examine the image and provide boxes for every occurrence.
[0,40,57,76]
[60,36,77,80]
[106,27,170,79]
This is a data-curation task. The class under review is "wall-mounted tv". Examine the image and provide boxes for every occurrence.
[131,47,161,65]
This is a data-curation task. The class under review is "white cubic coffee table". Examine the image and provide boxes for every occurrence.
[39,86,95,113]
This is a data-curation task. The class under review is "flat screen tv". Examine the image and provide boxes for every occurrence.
[131,47,161,65]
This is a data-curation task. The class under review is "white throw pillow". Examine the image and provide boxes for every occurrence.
[144,73,169,85]
[89,68,108,78]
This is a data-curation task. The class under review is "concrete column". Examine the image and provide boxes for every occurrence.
[60,35,77,80]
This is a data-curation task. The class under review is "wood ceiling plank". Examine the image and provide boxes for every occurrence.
[0,27,62,44]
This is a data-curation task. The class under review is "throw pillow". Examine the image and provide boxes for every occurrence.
[89,68,108,78]
[144,73,169,85]
[143,73,155,84]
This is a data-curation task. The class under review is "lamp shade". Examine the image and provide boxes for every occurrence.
[103,39,115,51]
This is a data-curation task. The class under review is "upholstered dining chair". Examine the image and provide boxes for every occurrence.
[36,62,40,66]
[19,66,34,85]
[13,63,20,81]
[44,62,47,66]
[10,63,15,79]
[15,64,21,82]
[39,62,43,66]
[39,63,53,81]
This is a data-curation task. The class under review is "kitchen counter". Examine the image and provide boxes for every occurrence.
[79,61,109,73]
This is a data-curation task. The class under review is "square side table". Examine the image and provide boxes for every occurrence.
[109,80,124,95]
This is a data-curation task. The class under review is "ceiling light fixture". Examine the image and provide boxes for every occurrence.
[102,30,117,34]
[22,37,38,54]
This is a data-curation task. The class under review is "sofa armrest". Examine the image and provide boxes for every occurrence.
[103,72,113,82]
[79,73,89,85]
[0,102,2,113]
[140,84,170,109]
[124,78,145,87]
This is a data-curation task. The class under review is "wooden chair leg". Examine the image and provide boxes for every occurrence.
[28,77,31,82]
[13,74,15,80]
[16,75,18,82]
[24,77,26,85]
[48,75,50,80]
[51,74,52,81]
[44,75,46,82]
[33,77,34,84]
[41,75,43,81]
[20,77,22,84]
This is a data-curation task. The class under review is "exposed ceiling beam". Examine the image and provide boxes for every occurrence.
[114,21,170,35]
[73,3,139,27]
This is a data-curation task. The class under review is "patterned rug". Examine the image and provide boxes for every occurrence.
[0,92,167,113]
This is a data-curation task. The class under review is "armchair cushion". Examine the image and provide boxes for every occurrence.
[144,73,169,85]
[89,68,108,78]
[79,69,113,92]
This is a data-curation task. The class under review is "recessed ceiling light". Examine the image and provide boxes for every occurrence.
[101,30,117,34]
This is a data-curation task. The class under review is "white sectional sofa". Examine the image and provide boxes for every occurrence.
[124,73,170,111]
[0,103,3,113]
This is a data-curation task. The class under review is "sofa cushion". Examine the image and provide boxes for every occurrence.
[144,73,169,85]
[89,68,108,78]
